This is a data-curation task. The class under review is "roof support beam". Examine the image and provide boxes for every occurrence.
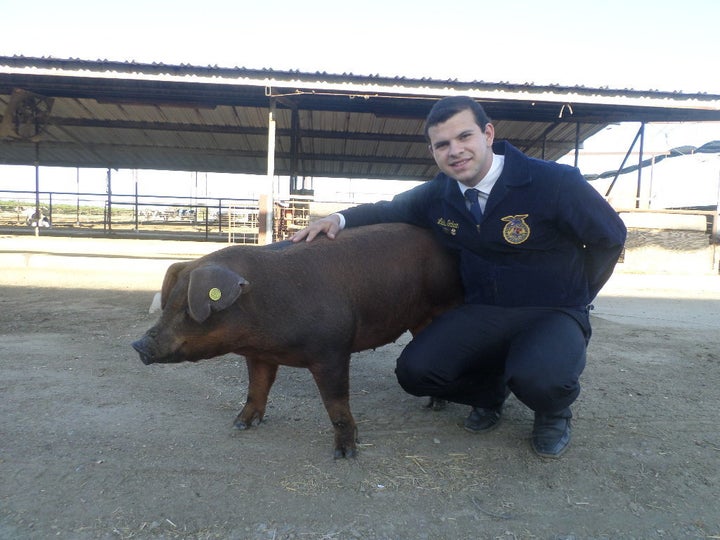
[38,116,592,149]
[605,123,646,200]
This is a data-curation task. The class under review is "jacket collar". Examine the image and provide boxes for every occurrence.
[492,141,531,187]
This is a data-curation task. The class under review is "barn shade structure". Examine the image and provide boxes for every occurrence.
[2,55,720,190]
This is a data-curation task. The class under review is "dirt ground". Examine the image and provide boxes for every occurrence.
[1,234,719,540]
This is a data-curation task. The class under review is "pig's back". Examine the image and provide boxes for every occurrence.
[210,223,461,353]
[290,223,462,351]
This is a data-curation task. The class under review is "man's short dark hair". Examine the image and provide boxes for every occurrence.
[424,96,491,141]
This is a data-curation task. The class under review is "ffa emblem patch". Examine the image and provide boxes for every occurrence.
[501,214,530,244]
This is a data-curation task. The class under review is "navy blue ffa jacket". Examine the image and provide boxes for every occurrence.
[340,141,627,310]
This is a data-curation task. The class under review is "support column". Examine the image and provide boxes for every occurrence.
[635,123,645,209]
[605,124,645,200]
[574,122,580,168]
[259,99,277,245]
[34,143,40,237]
[106,168,112,232]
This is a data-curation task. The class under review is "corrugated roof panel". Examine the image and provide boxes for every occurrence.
[2,56,719,181]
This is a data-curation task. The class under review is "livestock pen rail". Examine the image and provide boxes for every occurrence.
[0,189,312,243]
[2,188,718,272]
[615,207,719,274]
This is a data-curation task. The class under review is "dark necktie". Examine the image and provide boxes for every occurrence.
[465,188,483,223]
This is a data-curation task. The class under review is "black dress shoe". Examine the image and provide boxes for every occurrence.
[464,406,502,433]
[531,409,572,458]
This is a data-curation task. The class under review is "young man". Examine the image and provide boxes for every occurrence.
[292,96,627,458]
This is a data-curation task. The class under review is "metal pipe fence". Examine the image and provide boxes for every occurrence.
[0,189,261,243]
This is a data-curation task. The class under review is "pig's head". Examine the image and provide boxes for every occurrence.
[132,261,249,365]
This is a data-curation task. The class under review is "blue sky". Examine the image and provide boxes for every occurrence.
[1,0,719,203]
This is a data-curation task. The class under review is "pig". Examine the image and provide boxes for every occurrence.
[132,223,462,458]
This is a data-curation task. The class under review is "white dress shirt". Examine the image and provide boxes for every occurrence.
[458,153,505,213]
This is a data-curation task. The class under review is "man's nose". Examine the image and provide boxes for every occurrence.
[448,139,463,155]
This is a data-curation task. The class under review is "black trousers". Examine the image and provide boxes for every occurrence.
[395,304,590,414]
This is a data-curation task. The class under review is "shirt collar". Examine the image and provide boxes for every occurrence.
[457,153,505,196]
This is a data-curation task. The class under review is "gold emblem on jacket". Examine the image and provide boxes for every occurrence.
[501,214,530,244]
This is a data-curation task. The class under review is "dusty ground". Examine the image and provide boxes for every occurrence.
[1,234,719,540]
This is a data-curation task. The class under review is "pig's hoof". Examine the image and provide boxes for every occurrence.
[233,417,261,430]
[424,397,447,411]
[334,446,357,459]
[233,411,263,430]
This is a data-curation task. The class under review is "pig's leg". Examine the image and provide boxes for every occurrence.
[309,357,357,459]
[233,359,278,430]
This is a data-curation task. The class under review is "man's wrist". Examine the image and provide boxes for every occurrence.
[332,213,346,229]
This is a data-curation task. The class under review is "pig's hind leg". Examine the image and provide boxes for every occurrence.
[233,359,278,430]
[309,356,358,459]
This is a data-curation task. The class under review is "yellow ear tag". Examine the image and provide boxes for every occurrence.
[208,287,222,301]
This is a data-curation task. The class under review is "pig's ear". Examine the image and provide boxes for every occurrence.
[161,261,190,309]
[187,264,249,323]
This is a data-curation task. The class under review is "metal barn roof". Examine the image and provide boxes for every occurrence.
[1,56,720,182]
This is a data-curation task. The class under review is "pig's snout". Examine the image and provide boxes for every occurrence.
[132,336,157,365]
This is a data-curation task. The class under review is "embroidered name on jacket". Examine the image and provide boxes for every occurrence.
[436,217,459,235]
[501,214,530,244]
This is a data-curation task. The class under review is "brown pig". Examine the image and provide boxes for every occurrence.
[131,223,462,458]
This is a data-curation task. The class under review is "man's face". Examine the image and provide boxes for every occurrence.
[427,109,495,187]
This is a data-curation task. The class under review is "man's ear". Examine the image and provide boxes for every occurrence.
[187,264,249,323]
[483,122,495,146]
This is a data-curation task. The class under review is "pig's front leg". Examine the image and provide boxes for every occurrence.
[309,357,357,459]
[233,358,278,430]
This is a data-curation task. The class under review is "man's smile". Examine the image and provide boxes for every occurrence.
[450,157,471,169]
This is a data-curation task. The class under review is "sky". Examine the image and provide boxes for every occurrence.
[3,0,719,93]
[1,0,719,204]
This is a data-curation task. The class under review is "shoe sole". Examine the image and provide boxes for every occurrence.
[463,418,502,434]
[531,435,571,459]
[532,445,569,459]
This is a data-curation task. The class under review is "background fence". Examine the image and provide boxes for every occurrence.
[0,189,313,243]
[2,188,718,272]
